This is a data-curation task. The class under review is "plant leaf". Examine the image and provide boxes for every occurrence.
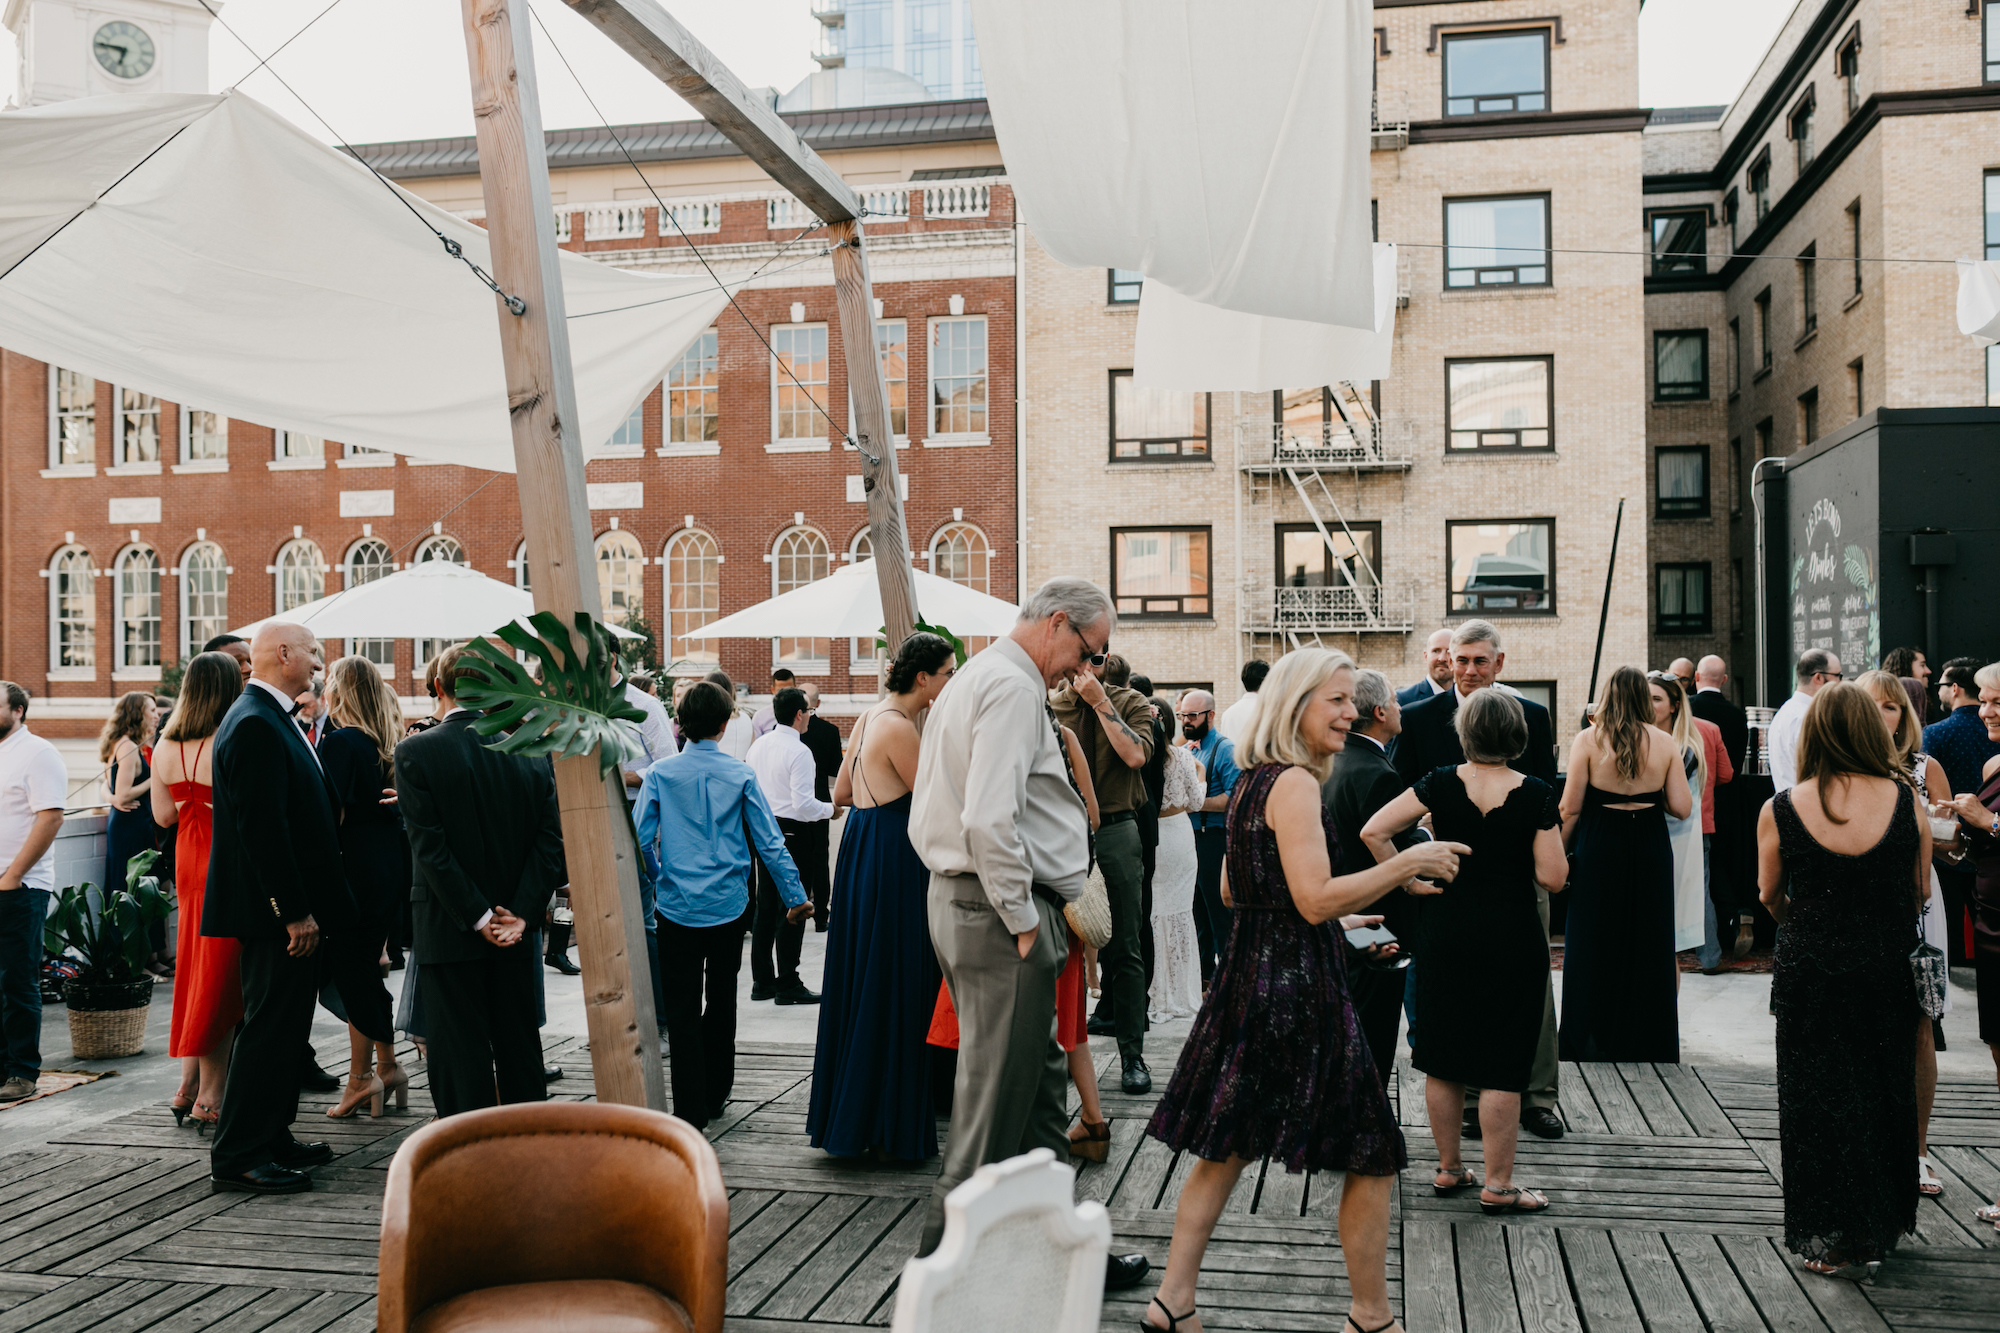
[454,611,647,779]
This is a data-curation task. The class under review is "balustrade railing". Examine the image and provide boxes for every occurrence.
[922,183,990,220]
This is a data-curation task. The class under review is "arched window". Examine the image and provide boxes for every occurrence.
[511,540,530,592]
[663,530,720,669]
[850,529,878,669]
[412,535,468,669]
[115,546,162,670]
[346,538,395,669]
[275,539,324,612]
[772,526,830,668]
[931,522,994,655]
[48,545,95,670]
[596,529,646,627]
[180,542,228,661]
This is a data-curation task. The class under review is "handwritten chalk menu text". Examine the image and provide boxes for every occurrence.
[1790,495,1879,672]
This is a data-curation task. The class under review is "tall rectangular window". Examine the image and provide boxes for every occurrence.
[1658,563,1712,634]
[1799,243,1817,336]
[1986,172,2000,259]
[118,389,160,465]
[1727,319,1742,394]
[1446,357,1553,451]
[1110,371,1209,460]
[277,430,322,459]
[607,400,645,450]
[1850,358,1865,417]
[1649,210,1706,277]
[1789,88,1816,172]
[1447,520,1554,615]
[1444,195,1549,287]
[1987,2,2000,82]
[1838,28,1861,114]
[1730,439,1743,515]
[1754,289,1772,370]
[1799,387,1820,446]
[1755,418,1773,462]
[183,410,227,461]
[1656,447,1710,519]
[876,319,908,438]
[1723,191,1740,253]
[1732,558,1746,633]
[929,316,988,439]
[1111,528,1211,618]
[1108,269,1143,304]
[1748,150,1771,226]
[667,328,719,443]
[1441,30,1548,116]
[1654,331,1709,401]
[1848,200,1863,296]
[52,368,94,467]
[1276,523,1381,589]
[771,323,829,444]
[51,547,95,669]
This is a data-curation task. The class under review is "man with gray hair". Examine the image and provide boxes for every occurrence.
[907,578,1150,1291]
[1767,648,1841,792]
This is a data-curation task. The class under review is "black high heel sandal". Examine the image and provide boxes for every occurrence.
[1142,1296,1195,1331]
[1346,1318,1400,1333]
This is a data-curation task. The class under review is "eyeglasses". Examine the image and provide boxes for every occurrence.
[1816,671,1844,681]
[1177,710,1210,722]
[1065,620,1107,666]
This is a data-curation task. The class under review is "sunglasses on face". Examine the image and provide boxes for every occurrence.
[1065,621,1107,666]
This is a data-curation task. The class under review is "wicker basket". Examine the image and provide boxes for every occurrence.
[62,980,153,1059]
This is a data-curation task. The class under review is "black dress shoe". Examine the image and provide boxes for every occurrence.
[544,1064,564,1083]
[1104,1252,1150,1292]
[750,983,777,1002]
[1462,1107,1483,1141]
[775,984,821,1006]
[545,952,581,976]
[211,1163,312,1195]
[1520,1107,1565,1140]
[298,1064,341,1094]
[1121,1059,1152,1095]
[273,1139,332,1167]
[1085,1015,1116,1037]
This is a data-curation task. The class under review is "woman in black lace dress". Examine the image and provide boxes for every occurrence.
[1759,682,1930,1278]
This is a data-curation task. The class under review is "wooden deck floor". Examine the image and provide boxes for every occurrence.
[0,1029,1991,1332]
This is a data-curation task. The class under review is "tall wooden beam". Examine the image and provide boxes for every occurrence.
[563,0,920,653]
[460,0,665,1112]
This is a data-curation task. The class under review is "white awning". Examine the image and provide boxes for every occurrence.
[229,561,640,642]
[684,558,1021,639]
[0,92,731,471]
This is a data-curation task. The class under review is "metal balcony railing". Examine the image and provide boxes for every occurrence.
[922,183,990,220]
[1241,582,1418,634]
[1371,92,1410,151]
[1237,416,1416,472]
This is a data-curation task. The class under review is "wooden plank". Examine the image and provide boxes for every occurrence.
[1664,1232,1766,1333]
[1655,1063,1738,1138]
[1555,1065,1611,1136]
[1454,1223,1522,1333]
[1075,1117,1151,1206]
[175,1288,324,1333]
[1400,1059,1431,1130]
[238,1291,373,1333]
[1399,1219,1462,1333]
[114,1283,266,1333]
[726,1191,820,1282]
[1718,1234,1830,1332]
[728,1193,867,1315]
[1608,1231,1704,1332]
[1614,1064,1694,1138]
[1259,1165,1307,1219]
[8,1279,175,1333]
[755,1195,906,1320]
[1303,1167,1343,1220]
[1109,1136,1176,1212]
[1577,1065,1651,1137]
[1790,1252,1892,1333]
[805,1199,924,1324]
[89,1259,376,1297]
[1554,1229,1642,1333]
[32,1177,241,1276]
[1508,1227,1581,1333]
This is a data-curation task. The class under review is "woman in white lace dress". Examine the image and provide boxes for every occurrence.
[1150,708,1207,1022]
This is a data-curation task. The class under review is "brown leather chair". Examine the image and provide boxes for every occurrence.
[378,1101,728,1333]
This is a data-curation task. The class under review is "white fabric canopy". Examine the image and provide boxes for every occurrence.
[229,560,638,641]
[685,558,1021,639]
[971,0,1375,328]
[1956,258,2000,346]
[0,92,732,470]
[1133,244,1398,390]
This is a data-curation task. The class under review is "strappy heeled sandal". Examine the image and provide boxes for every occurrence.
[1141,1295,1194,1331]
[1918,1157,1943,1197]
[1480,1186,1549,1215]
[1804,1257,1879,1282]
[1068,1116,1112,1163]
[1345,1317,1401,1333]
[1975,1200,2000,1224]
[1433,1166,1477,1196]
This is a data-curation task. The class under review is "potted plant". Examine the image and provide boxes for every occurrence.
[45,849,173,1059]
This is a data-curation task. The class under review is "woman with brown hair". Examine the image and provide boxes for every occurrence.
[100,691,164,974]
[1558,665,1692,1063]
[318,655,410,1119]
[149,654,243,1131]
[1760,681,1928,1278]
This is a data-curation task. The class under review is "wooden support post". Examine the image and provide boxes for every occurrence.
[459,0,665,1111]
[564,0,922,653]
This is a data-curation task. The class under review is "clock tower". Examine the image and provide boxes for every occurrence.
[3,0,217,107]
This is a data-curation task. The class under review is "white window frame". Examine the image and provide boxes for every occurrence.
[411,535,469,668]
[771,525,831,672]
[768,322,832,453]
[845,318,910,447]
[511,539,531,592]
[46,367,96,475]
[662,529,721,671]
[849,528,878,669]
[178,540,230,664]
[109,387,164,474]
[337,440,394,469]
[273,538,326,613]
[926,315,990,446]
[928,521,992,593]
[662,329,721,456]
[176,407,229,472]
[597,395,647,458]
[344,537,397,673]
[271,430,327,471]
[112,543,163,677]
[594,529,647,627]
[47,544,97,675]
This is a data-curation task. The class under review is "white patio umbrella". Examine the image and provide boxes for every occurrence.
[230,560,639,642]
[684,558,1021,640]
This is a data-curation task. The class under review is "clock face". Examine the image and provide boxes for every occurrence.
[93,21,157,80]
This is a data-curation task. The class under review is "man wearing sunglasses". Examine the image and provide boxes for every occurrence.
[1175,690,1239,982]
[1766,648,1841,794]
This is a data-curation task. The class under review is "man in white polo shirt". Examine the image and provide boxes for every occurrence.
[0,683,69,1101]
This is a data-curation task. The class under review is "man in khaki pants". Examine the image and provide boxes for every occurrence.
[908,578,1148,1293]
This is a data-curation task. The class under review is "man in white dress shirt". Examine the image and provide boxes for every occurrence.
[745,687,835,1005]
[1216,658,1269,746]
[1767,649,1842,792]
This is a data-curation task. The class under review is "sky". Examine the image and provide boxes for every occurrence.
[1,0,1800,142]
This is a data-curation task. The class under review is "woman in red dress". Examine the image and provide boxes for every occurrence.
[149,652,244,1132]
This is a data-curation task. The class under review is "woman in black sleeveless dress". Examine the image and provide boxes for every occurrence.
[1759,682,1928,1277]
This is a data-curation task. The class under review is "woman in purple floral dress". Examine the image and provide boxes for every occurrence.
[1141,649,1470,1333]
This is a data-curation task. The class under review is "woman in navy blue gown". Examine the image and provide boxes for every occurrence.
[807,633,957,1161]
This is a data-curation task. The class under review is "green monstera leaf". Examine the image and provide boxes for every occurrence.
[874,619,968,667]
[454,611,647,779]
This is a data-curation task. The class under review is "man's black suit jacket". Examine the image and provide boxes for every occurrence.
[802,715,845,805]
[1395,678,1441,709]
[1393,686,1558,790]
[396,714,567,966]
[1690,689,1749,775]
[1321,735,1418,941]
[203,682,353,941]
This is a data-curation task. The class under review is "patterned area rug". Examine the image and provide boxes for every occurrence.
[0,1070,112,1111]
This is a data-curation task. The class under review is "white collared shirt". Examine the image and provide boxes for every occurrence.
[249,678,322,771]
[0,724,67,891]
[745,724,836,823]
[1768,689,1813,792]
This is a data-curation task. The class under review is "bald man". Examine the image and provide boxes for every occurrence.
[204,624,355,1196]
[1688,655,1753,960]
[1397,629,1454,707]
[1667,658,1696,692]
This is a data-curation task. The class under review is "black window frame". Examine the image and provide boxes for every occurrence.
[1850,357,1865,417]
[1987,1,2000,83]
[1723,189,1740,252]
[1446,517,1556,617]
[1732,558,1746,633]
[1799,243,1818,337]
[1754,287,1773,370]
[1108,370,1211,463]
[1111,526,1214,620]
[1847,199,1864,295]
[1655,446,1711,520]
[1799,387,1820,446]
[1654,329,1710,402]
[1727,318,1742,395]
[1445,355,1554,452]
[1789,86,1816,173]
[1648,207,1708,277]
[1274,522,1385,589]
[1440,28,1551,118]
[1730,438,1743,515]
[1657,562,1713,635]
[1442,192,1552,288]
[1837,25,1861,115]
[1748,148,1772,226]
[1107,268,1143,305]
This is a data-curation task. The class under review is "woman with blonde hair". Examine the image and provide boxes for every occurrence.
[149,654,243,1131]
[1141,649,1469,1333]
[318,655,410,1118]
[1559,665,1692,1063]
[1646,672,1708,958]
[1760,681,1927,1277]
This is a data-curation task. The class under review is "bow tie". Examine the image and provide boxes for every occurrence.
[289,703,306,718]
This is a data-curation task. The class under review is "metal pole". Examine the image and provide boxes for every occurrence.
[1586,497,1625,708]
[1750,457,1786,709]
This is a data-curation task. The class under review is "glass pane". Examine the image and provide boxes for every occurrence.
[609,401,644,449]
[1110,268,1144,302]
[773,325,828,441]
[1278,527,1377,588]
[1657,450,1705,501]
[1450,523,1551,612]
[1651,212,1706,273]
[1445,32,1546,101]
[1987,175,2000,258]
[1114,374,1198,442]
[1445,197,1546,282]
[1448,360,1550,434]
[1655,334,1706,395]
[667,532,720,666]
[1115,530,1209,601]
[595,532,645,625]
[1277,388,1328,436]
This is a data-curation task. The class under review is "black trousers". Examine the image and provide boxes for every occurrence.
[658,916,746,1126]
[800,818,832,926]
[1191,828,1230,982]
[423,948,546,1119]
[1350,956,1405,1095]
[211,938,319,1178]
[750,821,812,989]
[1138,808,1158,990]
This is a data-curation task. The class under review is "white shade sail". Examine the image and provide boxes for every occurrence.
[230,560,638,642]
[1956,258,2000,345]
[971,0,1375,328]
[1133,244,1399,390]
[0,92,732,470]
[685,558,1021,639]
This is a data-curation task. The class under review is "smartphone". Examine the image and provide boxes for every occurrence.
[1343,923,1397,951]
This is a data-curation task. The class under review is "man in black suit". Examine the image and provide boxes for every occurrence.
[797,683,845,932]
[1689,655,1752,961]
[204,623,351,1195]
[397,645,568,1119]
[1323,668,1417,1093]
[1396,628,1455,709]
[1392,620,1563,1140]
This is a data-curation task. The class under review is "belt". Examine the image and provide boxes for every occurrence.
[1032,884,1068,910]
[1099,809,1138,826]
